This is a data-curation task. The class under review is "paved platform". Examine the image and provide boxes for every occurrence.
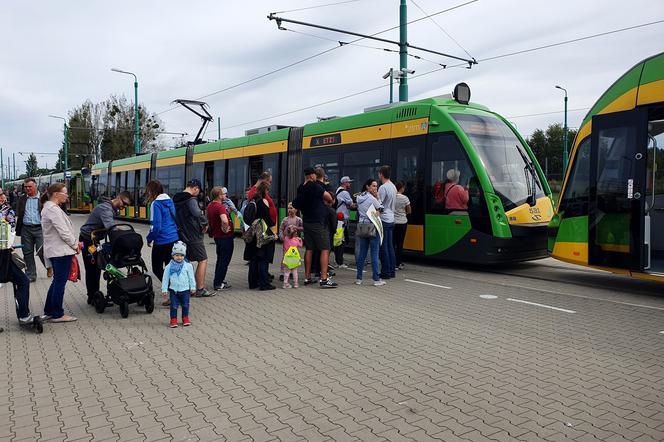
[2,215,664,441]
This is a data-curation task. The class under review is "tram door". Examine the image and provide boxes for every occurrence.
[588,109,648,271]
[646,110,664,273]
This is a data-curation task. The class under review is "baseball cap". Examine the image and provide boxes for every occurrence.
[303,167,315,176]
[187,178,202,190]
[340,176,353,184]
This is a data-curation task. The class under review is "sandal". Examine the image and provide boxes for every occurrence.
[50,315,77,323]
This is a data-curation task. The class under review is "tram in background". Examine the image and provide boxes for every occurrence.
[5,168,92,213]
[91,83,553,264]
[548,52,664,281]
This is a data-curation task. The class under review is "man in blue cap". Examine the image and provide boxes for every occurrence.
[173,179,212,297]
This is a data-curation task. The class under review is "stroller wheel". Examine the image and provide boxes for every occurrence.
[144,292,155,314]
[33,316,43,334]
[119,301,129,318]
[94,292,106,314]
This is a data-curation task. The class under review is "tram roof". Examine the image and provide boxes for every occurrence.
[581,51,664,129]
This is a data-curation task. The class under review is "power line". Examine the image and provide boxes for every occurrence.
[283,27,448,67]
[156,0,478,116]
[480,19,664,62]
[410,0,474,59]
[272,0,362,14]
[223,19,662,130]
[507,107,590,120]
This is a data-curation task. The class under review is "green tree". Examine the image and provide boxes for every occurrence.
[526,123,577,181]
[100,95,162,161]
[25,153,38,177]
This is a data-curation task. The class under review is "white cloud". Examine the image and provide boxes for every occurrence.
[0,0,662,174]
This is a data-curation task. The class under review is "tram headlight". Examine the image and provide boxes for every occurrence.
[453,82,471,105]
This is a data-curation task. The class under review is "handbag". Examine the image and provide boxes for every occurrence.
[356,223,376,238]
[68,255,81,282]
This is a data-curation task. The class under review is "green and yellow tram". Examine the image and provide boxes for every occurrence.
[92,83,553,264]
[548,52,664,281]
[6,169,92,213]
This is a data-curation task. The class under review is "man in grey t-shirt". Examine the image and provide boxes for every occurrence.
[378,165,397,278]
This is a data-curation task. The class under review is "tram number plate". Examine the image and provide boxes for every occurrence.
[627,179,633,199]
[311,133,341,147]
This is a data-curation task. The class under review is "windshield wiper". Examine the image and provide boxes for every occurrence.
[515,144,538,206]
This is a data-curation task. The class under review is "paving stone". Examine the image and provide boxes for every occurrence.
[4,217,664,442]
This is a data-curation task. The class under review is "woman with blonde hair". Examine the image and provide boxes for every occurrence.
[41,183,79,322]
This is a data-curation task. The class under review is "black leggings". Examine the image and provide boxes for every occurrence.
[151,241,176,282]
[394,223,408,267]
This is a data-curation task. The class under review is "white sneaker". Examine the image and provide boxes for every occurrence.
[373,280,386,286]
[355,279,362,285]
[339,264,349,269]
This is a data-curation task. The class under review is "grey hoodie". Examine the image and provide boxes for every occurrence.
[173,191,208,243]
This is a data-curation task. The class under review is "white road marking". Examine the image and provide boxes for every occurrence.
[480,294,498,299]
[506,298,576,314]
[405,279,451,289]
[502,282,664,312]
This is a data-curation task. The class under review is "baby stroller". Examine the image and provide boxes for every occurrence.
[91,224,155,318]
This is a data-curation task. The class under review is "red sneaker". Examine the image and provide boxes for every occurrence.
[182,316,191,327]
[169,318,178,328]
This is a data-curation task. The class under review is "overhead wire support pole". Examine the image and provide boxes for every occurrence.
[267,13,477,66]
[399,0,408,101]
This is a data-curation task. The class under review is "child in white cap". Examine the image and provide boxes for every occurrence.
[162,241,196,328]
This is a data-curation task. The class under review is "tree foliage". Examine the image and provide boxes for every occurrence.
[25,153,38,177]
[55,95,164,170]
[526,123,578,181]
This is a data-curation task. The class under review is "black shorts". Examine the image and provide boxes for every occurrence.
[186,241,207,262]
[303,223,331,251]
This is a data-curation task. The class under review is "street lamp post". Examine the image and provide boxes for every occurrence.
[111,68,141,155]
[555,85,568,177]
[48,115,69,172]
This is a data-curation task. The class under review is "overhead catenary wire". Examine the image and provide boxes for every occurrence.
[156,0,478,116]
[223,19,663,130]
[283,27,448,67]
[272,0,362,15]
[410,0,474,60]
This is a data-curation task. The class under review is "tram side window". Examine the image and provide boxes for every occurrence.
[303,152,340,189]
[227,157,248,208]
[428,133,477,215]
[263,154,281,206]
[126,171,135,198]
[136,169,148,207]
[340,149,381,195]
[192,163,205,195]
[213,160,226,189]
[558,138,590,217]
[155,165,184,196]
[97,172,107,197]
[394,143,424,224]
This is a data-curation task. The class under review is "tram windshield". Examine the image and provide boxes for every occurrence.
[452,113,544,210]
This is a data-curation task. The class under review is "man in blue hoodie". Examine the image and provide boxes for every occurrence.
[146,181,180,283]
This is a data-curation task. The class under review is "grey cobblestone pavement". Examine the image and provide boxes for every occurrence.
[2,215,664,441]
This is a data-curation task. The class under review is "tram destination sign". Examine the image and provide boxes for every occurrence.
[310,133,341,147]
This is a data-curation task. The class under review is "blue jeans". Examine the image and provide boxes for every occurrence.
[44,255,72,319]
[213,237,234,288]
[248,257,270,289]
[380,222,396,277]
[169,289,190,319]
[355,234,380,282]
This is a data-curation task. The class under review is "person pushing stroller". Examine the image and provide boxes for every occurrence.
[162,241,196,328]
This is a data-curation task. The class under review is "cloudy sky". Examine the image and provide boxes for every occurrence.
[1,0,662,174]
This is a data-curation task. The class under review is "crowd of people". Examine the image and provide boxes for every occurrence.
[2,164,419,330]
